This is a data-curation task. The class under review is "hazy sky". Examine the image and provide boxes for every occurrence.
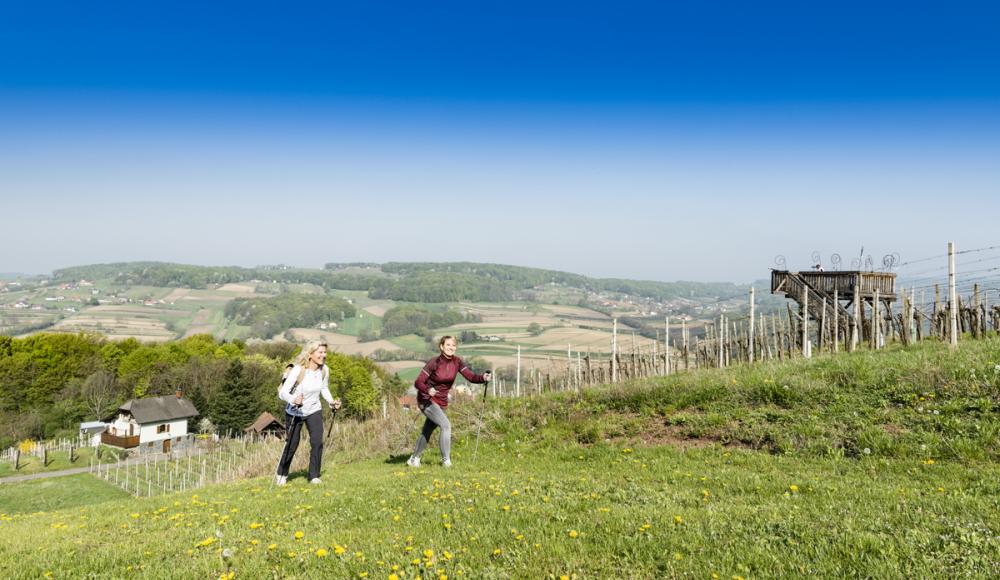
[2,1,999,282]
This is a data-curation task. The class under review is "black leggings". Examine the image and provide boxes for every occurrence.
[277,411,323,480]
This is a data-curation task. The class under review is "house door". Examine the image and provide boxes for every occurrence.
[163,439,171,453]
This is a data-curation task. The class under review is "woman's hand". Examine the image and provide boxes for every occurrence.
[293,393,304,406]
[428,387,437,397]
[332,398,342,410]
[482,372,492,382]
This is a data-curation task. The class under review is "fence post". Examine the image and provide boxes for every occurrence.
[949,242,959,348]
[801,285,810,358]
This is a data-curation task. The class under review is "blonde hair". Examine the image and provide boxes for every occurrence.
[296,340,329,368]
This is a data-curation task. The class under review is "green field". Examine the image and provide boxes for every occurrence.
[395,367,422,383]
[337,312,383,337]
[390,334,431,352]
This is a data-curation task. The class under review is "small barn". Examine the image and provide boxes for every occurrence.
[103,392,199,454]
[79,421,107,447]
[245,411,285,438]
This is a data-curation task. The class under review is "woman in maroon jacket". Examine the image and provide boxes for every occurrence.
[407,335,491,467]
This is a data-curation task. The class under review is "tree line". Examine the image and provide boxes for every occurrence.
[224,294,357,338]
[0,333,404,449]
[379,305,482,338]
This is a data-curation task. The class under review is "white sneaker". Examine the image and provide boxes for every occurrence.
[310,478,322,484]
[275,475,287,486]
[442,459,452,468]
[406,456,421,467]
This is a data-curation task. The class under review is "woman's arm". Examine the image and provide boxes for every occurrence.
[458,358,488,384]
[414,358,436,396]
[320,370,336,407]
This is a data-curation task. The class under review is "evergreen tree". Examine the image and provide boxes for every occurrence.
[212,359,261,436]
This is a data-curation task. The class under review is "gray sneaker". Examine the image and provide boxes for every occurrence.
[275,475,287,486]
[406,456,421,467]
[442,459,452,468]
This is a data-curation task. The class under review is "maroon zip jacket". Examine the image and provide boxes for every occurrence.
[414,354,486,409]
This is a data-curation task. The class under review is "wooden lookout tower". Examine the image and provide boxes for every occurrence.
[771,269,897,351]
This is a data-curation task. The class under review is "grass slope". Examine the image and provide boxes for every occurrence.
[1,340,998,578]
[0,473,129,514]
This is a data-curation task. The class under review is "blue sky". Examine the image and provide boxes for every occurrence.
[2,1,998,282]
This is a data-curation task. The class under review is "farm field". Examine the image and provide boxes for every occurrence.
[288,330,401,357]
[49,305,179,341]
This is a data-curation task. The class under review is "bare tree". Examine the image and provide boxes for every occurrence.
[82,370,117,420]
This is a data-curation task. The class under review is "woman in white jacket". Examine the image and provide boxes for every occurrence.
[276,341,341,485]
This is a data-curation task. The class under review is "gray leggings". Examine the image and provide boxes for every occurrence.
[412,403,451,461]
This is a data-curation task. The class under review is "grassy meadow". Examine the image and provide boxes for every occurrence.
[1,340,999,578]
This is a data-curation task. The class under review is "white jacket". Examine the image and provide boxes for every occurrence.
[279,365,334,417]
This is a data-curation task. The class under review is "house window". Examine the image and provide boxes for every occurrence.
[157,424,171,434]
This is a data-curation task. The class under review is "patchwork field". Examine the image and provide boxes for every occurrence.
[49,305,180,340]
[6,279,672,371]
[288,330,401,357]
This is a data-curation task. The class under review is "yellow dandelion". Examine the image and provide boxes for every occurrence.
[789,485,799,493]
[568,530,579,539]
[316,548,328,557]
[674,515,683,524]
[390,575,400,580]
[295,531,305,540]
[492,548,502,557]
[250,522,262,529]
[267,543,277,551]
[334,544,347,555]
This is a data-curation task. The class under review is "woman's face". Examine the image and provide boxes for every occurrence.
[310,345,328,367]
[439,338,457,358]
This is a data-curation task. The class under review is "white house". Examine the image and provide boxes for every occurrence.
[102,393,199,454]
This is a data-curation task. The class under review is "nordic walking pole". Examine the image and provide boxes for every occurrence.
[473,372,492,463]
[324,400,342,442]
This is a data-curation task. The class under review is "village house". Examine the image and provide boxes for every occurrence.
[102,392,199,455]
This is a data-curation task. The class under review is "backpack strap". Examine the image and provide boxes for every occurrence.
[288,366,307,396]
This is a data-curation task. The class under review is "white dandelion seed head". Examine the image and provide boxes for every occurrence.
[863,448,871,455]
[222,548,233,559]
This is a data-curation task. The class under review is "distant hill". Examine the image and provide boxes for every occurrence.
[53,261,749,304]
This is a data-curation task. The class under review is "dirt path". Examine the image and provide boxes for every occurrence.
[0,451,187,484]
